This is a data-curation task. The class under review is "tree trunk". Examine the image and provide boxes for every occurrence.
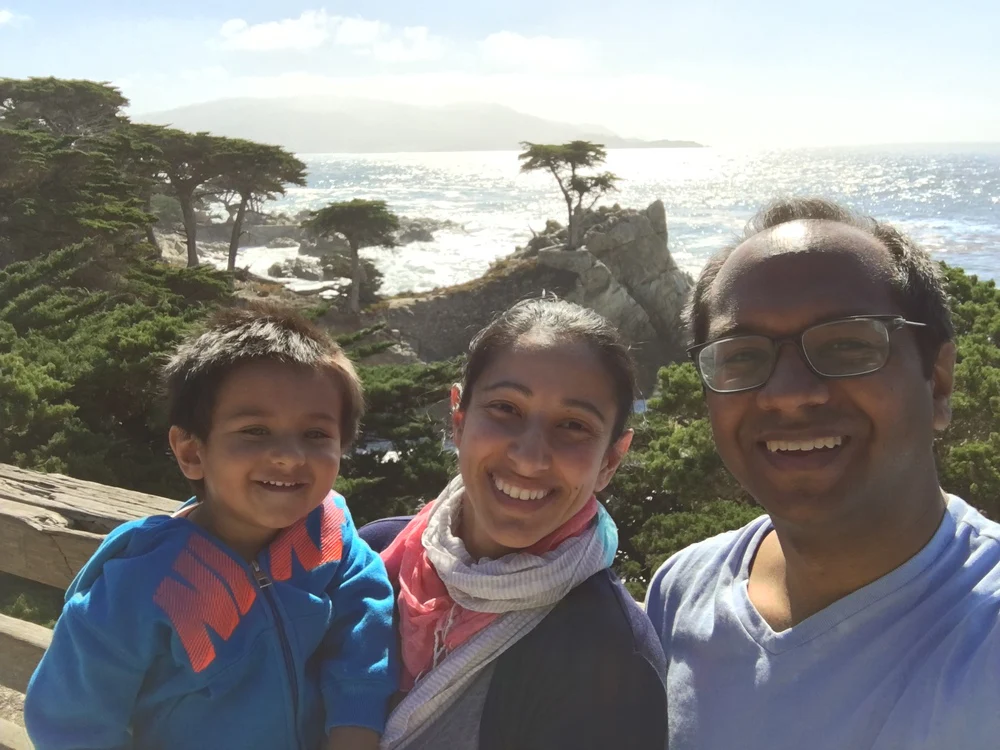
[179,190,199,267]
[142,195,161,257]
[565,195,578,250]
[145,224,160,256]
[228,195,250,272]
[349,242,361,315]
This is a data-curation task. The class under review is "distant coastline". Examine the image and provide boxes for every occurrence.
[137,97,703,154]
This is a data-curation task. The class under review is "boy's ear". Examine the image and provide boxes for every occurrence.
[169,426,206,481]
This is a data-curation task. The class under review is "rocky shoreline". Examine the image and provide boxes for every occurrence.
[157,200,693,390]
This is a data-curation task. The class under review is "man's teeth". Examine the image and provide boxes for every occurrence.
[493,476,551,501]
[766,437,843,453]
[260,480,299,487]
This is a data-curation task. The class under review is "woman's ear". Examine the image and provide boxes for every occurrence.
[450,385,465,444]
[595,429,634,492]
[169,426,206,481]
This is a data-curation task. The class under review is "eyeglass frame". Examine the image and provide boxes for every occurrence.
[686,314,929,394]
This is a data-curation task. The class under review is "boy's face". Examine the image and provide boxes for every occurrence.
[170,360,344,549]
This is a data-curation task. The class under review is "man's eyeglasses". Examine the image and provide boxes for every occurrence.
[688,315,927,394]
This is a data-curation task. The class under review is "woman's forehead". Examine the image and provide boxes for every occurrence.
[477,341,617,405]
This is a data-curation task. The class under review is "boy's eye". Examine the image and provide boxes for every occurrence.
[241,426,269,436]
[305,429,333,439]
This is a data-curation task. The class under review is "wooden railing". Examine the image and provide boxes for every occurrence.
[0,464,175,750]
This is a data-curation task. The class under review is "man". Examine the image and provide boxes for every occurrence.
[645,198,1000,749]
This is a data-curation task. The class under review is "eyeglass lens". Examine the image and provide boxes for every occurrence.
[698,318,893,392]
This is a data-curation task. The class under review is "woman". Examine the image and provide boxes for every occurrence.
[361,298,668,750]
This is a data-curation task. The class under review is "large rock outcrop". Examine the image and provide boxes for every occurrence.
[380,200,693,392]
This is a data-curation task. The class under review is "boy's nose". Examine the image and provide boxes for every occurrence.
[269,436,306,465]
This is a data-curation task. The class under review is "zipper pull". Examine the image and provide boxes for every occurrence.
[251,560,272,588]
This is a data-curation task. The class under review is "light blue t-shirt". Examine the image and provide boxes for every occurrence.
[645,494,1000,750]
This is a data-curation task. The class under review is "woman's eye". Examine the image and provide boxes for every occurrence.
[486,402,518,416]
[561,419,589,432]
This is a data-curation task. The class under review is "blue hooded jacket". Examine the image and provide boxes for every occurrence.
[25,492,397,750]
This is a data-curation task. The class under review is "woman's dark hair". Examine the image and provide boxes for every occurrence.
[459,298,637,441]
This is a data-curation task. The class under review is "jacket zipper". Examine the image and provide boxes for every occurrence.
[252,560,301,749]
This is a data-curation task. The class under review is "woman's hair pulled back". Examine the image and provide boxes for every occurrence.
[459,298,637,440]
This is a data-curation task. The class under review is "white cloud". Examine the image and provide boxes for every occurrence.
[480,32,592,73]
[333,17,387,46]
[216,10,443,62]
[371,27,446,63]
[0,8,26,27]
[219,10,331,51]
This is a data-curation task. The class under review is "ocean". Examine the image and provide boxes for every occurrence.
[220,144,1000,296]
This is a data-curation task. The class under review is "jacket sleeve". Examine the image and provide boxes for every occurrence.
[24,565,154,750]
[319,497,399,735]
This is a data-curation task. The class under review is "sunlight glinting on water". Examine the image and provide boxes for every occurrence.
[255,146,1000,296]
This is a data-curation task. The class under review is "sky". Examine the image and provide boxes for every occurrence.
[1,1,998,147]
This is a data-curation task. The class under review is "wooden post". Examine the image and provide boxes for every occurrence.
[0,614,51,695]
[0,464,175,589]
[0,718,33,750]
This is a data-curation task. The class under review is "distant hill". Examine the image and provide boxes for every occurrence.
[135,98,703,154]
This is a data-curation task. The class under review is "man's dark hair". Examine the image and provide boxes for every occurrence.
[685,197,954,375]
[164,303,364,449]
[459,297,638,441]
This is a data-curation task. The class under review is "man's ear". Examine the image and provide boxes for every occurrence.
[931,341,956,432]
[168,426,206,481]
[595,429,634,492]
[450,385,465,445]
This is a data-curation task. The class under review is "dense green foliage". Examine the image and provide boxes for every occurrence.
[0,78,453,509]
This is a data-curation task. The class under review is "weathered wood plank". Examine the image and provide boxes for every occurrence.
[0,717,33,750]
[0,614,50,695]
[0,464,175,534]
[0,497,104,589]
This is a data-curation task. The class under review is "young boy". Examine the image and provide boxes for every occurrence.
[25,304,397,750]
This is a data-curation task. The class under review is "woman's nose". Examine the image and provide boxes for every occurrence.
[506,424,552,474]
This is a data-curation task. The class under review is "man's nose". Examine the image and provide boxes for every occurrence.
[506,423,552,474]
[755,342,831,412]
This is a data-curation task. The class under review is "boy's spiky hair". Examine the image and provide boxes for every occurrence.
[163,303,364,448]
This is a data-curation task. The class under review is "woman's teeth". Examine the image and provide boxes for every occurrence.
[493,475,551,501]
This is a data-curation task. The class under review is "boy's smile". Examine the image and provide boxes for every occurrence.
[170,359,344,559]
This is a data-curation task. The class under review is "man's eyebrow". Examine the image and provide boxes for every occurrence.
[483,381,608,423]
[706,323,756,341]
[707,310,880,341]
